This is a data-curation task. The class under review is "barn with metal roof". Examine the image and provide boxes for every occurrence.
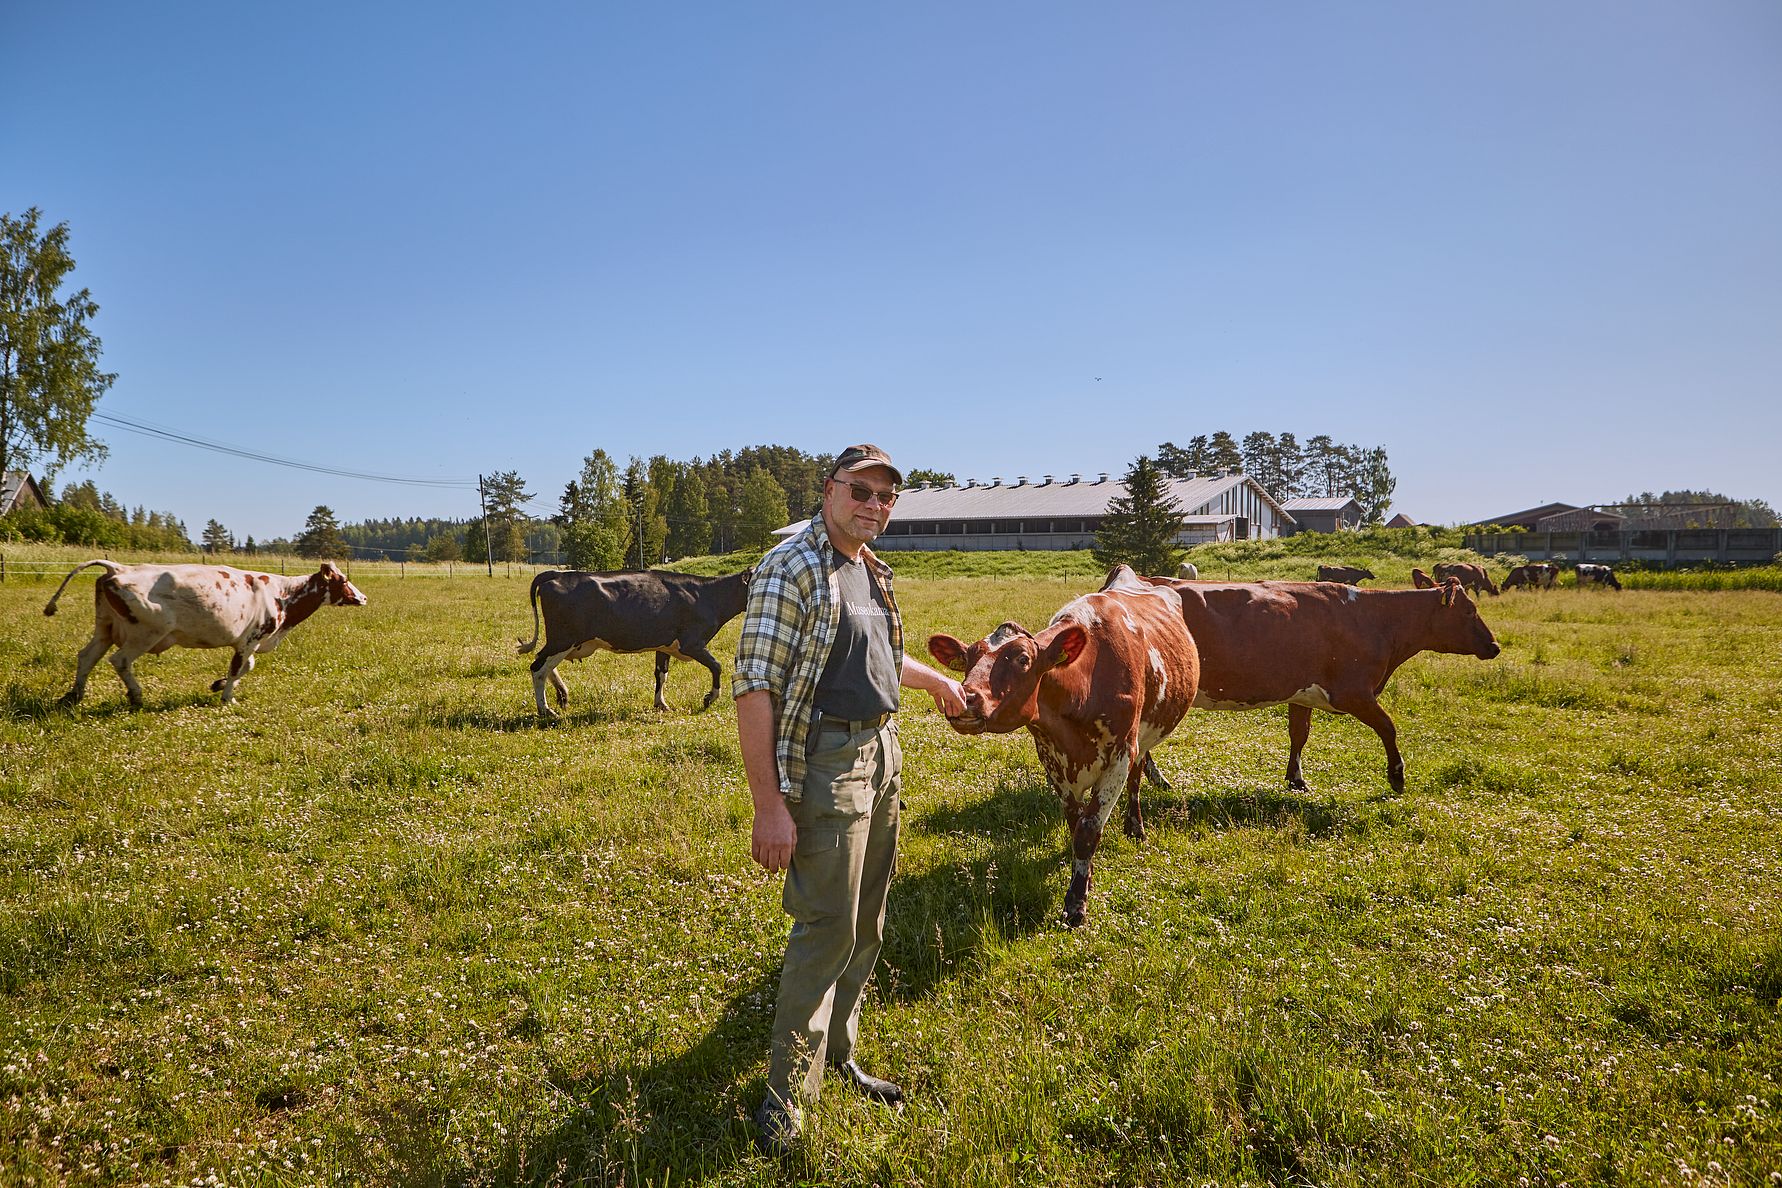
[1281,495,1362,535]
[781,469,1295,551]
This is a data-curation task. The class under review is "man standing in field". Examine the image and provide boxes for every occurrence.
[734,443,966,1155]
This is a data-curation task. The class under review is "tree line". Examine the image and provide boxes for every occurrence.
[1155,430,1396,524]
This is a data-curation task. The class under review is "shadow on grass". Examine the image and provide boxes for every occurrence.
[450,972,782,1185]
[1148,785,1347,837]
[3,683,222,719]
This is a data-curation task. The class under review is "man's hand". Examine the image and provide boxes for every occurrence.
[901,655,968,717]
[930,674,966,718]
[751,795,797,873]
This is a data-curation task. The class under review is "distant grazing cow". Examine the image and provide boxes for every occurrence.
[518,568,752,718]
[927,566,1199,927]
[1139,574,1500,793]
[1317,564,1376,585]
[1502,563,1559,591]
[1433,561,1500,597]
[1411,568,1438,589]
[1575,563,1622,590]
[1175,560,1199,580]
[43,559,367,707]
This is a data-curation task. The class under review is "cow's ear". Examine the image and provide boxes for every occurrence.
[1441,578,1459,607]
[1044,624,1089,669]
[927,634,969,673]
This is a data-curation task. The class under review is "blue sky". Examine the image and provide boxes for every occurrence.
[7,1,1779,540]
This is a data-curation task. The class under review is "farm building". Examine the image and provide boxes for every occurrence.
[1385,513,1417,528]
[1281,495,1362,535]
[1473,501,1625,532]
[780,470,1296,551]
[1,471,48,515]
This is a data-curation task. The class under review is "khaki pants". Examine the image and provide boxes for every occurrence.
[766,719,902,1108]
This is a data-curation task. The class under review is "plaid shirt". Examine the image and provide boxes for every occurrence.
[732,514,904,801]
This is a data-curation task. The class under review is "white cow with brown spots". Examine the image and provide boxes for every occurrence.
[43,559,367,707]
[927,565,1199,927]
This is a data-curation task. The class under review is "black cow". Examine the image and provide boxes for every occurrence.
[517,569,751,718]
[1316,564,1376,585]
[1575,563,1622,590]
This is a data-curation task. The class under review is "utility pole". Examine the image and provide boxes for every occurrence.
[477,474,494,577]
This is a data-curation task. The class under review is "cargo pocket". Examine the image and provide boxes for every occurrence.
[782,826,847,923]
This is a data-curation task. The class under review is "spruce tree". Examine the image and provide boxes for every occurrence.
[296,506,349,559]
[1092,455,1185,576]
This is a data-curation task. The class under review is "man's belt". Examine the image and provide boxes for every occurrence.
[816,710,893,733]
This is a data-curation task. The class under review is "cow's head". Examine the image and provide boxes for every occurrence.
[1358,566,1377,581]
[927,620,1089,735]
[1428,579,1500,659]
[318,562,369,607]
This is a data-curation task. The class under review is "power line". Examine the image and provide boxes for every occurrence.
[91,412,481,490]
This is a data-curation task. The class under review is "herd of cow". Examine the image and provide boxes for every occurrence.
[39,551,1610,924]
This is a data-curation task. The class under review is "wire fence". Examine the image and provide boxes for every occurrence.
[0,553,563,584]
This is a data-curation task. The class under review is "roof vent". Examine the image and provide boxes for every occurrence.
[1014,475,1028,486]
[964,478,976,487]
[988,476,1000,487]
[1097,472,1109,483]
[1066,473,1081,485]
[1040,474,1054,485]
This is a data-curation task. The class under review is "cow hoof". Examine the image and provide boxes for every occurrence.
[537,706,560,722]
[1123,819,1145,842]
[127,696,144,710]
[700,692,720,711]
[1287,777,1310,793]
[1064,908,1087,929]
[210,679,227,693]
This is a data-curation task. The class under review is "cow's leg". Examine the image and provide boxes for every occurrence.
[1286,704,1315,792]
[108,646,149,708]
[211,649,255,703]
[653,652,672,712]
[1338,697,1403,793]
[548,668,569,707]
[530,652,567,720]
[679,640,724,710]
[61,633,114,706]
[1123,749,1147,841]
[1062,805,1098,929]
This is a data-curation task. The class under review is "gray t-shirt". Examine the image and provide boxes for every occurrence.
[814,555,900,720]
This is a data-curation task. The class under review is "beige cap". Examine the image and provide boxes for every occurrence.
[831,443,902,487]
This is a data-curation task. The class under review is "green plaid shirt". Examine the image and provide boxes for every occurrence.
[732,514,904,801]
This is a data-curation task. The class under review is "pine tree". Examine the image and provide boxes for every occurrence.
[296,506,349,559]
[1092,456,1185,576]
[480,470,532,562]
[202,518,231,554]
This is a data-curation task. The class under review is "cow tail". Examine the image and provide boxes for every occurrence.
[516,572,546,654]
[42,559,124,617]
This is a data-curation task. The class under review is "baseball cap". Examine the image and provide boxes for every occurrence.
[831,444,902,487]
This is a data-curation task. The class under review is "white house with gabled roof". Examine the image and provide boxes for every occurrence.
[778,469,1295,551]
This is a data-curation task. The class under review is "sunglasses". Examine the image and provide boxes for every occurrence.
[833,479,899,507]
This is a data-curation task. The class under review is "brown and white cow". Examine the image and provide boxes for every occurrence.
[927,565,1199,927]
[1575,563,1622,590]
[1316,564,1375,585]
[1433,561,1499,597]
[1139,574,1500,794]
[518,568,751,718]
[1502,562,1559,591]
[44,559,367,707]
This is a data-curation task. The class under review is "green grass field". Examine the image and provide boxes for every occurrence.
[2,555,1779,1186]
